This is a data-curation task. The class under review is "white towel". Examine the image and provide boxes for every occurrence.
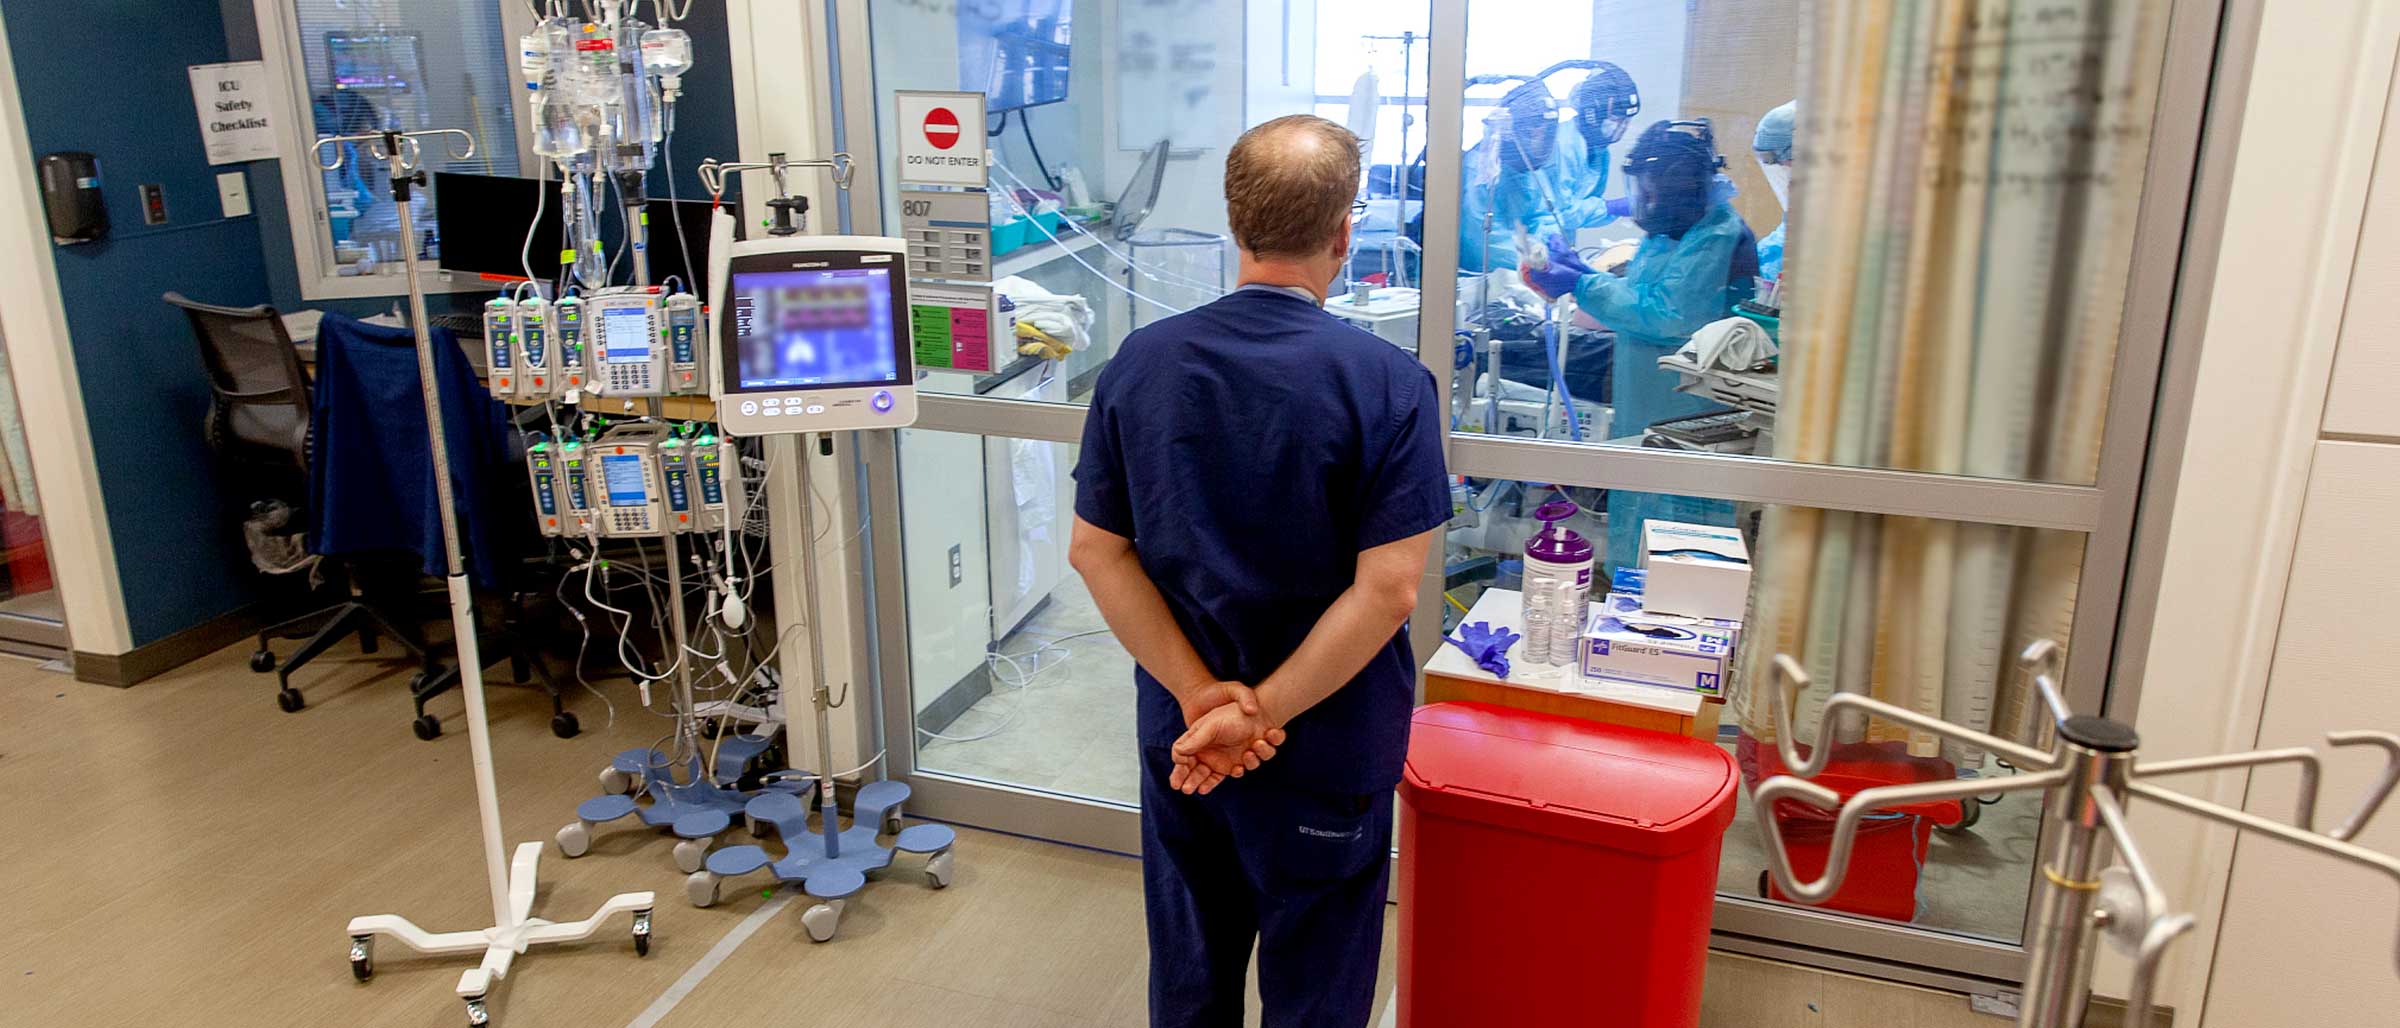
[1678,315,1778,372]
[995,275,1094,352]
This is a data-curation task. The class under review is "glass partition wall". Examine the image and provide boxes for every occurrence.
[828,0,2230,987]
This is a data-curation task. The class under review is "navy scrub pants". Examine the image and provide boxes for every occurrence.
[1140,745,1393,1028]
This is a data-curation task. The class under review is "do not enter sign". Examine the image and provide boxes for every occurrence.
[922,107,961,150]
[895,90,986,187]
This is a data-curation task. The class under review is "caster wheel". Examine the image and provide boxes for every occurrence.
[747,814,769,838]
[1758,869,1772,899]
[685,871,720,908]
[557,821,591,858]
[276,688,305,713]
[464,995,490,1027]
[412,714,442,741]
[926,850,955,889]
[250,649,277,673]
[632,908,653,957]
[802,901,842,943]
[699,719,720,740]
[348,935,373,981]
[551,711,581,739]
[673,838,710,874]
[1940,798,1983,834]
[598,768,633,795]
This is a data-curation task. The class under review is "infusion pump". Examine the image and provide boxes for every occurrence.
[485,296,564,401]
[483,288,708,402]
[528,425,741,539]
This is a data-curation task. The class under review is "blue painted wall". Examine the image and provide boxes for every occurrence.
[3,0,274,646]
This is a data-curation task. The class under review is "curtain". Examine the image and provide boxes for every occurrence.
[1735,0,2170,769]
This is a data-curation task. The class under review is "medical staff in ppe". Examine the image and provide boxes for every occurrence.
[1522,119,1757,570]
[1457,65,1640,272]
[1752,100,1797,280]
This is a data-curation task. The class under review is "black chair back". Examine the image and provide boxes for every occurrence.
[164,292,311,473]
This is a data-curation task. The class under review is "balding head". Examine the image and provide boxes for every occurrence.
[1224,115,1361,261]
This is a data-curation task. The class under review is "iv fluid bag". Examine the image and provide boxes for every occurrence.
[570,22,618,106]
[640,28,692,78]
[532,82,587,158]
[518,29,550,92]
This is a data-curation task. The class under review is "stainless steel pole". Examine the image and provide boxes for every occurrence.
[2019,717,2139,1028]
[795,433,840,855]
[385,137,513,928]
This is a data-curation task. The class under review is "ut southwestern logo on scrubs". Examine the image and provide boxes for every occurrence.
[1297,824,1363,840]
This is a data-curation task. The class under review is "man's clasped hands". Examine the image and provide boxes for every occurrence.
[1165,681,1289,796]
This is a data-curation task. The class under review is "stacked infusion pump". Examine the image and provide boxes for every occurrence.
[484,287,709,401]
[526,423,741,539]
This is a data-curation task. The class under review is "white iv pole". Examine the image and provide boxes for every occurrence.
[315,129,656,1028]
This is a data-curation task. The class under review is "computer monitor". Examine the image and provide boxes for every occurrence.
[960,0,1072,112]
[327,32,424,93]
[432,172,720,293]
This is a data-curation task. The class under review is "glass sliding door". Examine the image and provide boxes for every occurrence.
[1423,0,2225,985]
[837,0,1437,853]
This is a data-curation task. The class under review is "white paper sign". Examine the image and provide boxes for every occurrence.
[894,90,987,187]
[188,61,279,165]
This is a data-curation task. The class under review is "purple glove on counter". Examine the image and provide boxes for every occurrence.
[1443,620,1524,679]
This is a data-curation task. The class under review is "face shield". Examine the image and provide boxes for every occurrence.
[1490,81,1559,173]
[1754,152,1792,209]
[1623,120,1720,238]
[1570,64,1641,151]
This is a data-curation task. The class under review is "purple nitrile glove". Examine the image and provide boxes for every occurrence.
[1443,620,1524,679]
[1520,236,1593,301]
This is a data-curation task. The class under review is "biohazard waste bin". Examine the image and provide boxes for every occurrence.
[1397,702,1739,1028]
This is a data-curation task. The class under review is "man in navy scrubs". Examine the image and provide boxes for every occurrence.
[1070,114,1453,1028]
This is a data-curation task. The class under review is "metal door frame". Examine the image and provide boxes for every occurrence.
[820,0,2247,985]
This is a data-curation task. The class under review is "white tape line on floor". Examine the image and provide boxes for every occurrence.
[624,890,796,1028]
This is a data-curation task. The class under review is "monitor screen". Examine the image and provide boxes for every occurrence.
[960,0,1072,112]
[432,172,719,289]
[727,268,902,389]
[601,454,647,505]
[602,306,651,364]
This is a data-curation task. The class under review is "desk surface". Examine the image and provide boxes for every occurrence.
[1427,587,1703,718]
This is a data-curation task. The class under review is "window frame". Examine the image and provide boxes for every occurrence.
[253,0,543,300]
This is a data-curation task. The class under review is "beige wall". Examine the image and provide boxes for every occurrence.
[2127,0,2400,1022]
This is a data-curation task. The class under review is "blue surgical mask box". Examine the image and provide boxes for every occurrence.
[1638,520,1752,622]
[1577,611,1732,695]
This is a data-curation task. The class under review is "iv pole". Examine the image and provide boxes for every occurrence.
[1751,642,2400,1028]
[317,128,655,1028]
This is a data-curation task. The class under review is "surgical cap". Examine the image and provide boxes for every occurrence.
[1753,100,1797,162]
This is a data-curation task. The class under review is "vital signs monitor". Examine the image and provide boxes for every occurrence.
[707,209,918,435]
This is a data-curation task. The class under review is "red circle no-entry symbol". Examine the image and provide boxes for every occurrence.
[922,107,961,150]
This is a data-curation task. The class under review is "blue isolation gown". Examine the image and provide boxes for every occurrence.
[1571,200,1757,571]
[1458,123,1616,273]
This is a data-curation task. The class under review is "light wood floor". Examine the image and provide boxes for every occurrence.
[1,640,2009,1027]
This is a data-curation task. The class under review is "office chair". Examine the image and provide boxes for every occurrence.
[164,292,440,714]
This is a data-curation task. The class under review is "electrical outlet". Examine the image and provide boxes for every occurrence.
[216,171,250,218]
[138,183,166,225]
[948,544,963,588]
